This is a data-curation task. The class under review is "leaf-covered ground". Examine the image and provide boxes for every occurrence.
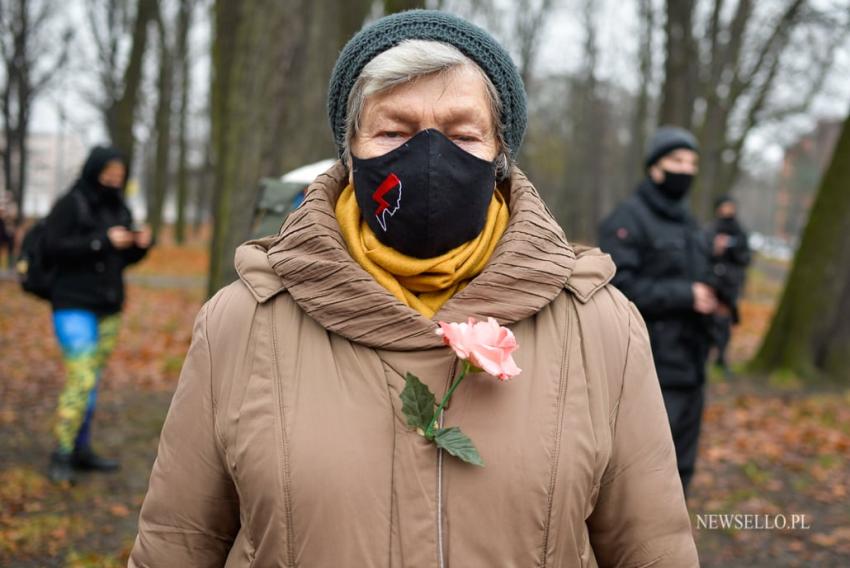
[689,256,850,566]
[1,241,204,567]
[1,249,848,566]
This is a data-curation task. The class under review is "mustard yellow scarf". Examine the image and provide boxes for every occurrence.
[335,184,509,318]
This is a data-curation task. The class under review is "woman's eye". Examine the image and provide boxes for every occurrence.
[453,135,479,143]
[380,131,403,139]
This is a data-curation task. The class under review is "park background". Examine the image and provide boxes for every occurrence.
[1,0,849,565]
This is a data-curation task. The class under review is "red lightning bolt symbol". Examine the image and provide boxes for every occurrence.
[372,173,401,215]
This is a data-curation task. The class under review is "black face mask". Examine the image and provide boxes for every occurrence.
[94,181,125,206]
[717,216,739,234]
[351,129,496,259]
[97,181,123,192]
[656,170,694,200]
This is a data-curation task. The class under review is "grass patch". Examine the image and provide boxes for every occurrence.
[767,368,804,390]
[0,513,90,557]
[66,548,126,568]
[742,461,771,486]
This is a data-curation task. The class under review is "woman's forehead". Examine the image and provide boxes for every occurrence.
[361,67,493,127]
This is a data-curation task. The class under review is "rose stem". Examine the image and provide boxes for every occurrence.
[425,360,472,439]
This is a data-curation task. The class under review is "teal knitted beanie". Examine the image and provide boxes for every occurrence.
[327,9,527,159]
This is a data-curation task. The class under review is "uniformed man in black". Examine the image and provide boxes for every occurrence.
[598,126,718,495]
[706,195,751,377]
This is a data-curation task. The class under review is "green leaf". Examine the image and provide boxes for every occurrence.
[400,372,436,433]
[433,427,485,467]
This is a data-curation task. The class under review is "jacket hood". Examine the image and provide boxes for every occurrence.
[81,145,128,187]
[235,161,615,351]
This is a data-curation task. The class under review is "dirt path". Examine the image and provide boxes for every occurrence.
[1,280,200,566]
[1,391,172,567]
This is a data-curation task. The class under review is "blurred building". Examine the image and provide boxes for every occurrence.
[0,131,88,218]
[775,119,843,241]
[735,168,780,238]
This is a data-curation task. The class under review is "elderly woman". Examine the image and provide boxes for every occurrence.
[131,10,699,567]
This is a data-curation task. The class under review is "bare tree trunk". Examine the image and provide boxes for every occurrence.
[15,98,29,223]
[658,0,696,129]
[580,0,605,242]
[513,0,555,89]
[208,0,310,296]
[1,87,14,215]
[275,0,371,173]
[628,0,655,183]
[105,0,157,168]
[149,8,173,239]
[383,0,425,13]
[0,0,71,223]
[193,140,213,235]
[751,112,850,382]
[174,0,193,244]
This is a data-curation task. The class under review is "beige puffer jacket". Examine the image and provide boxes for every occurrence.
[130,163,699,567]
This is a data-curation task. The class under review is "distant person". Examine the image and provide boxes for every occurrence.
[706,195,751,376]
[599,126,719,495]
[44,146,153,484]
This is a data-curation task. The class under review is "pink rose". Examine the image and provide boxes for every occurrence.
[436,317,522,380]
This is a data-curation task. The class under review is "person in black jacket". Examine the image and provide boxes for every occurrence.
[44,146,153,484]
[598,126,720,495]
[706,195,751,376]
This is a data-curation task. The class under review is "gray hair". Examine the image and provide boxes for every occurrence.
[344,39,511,180]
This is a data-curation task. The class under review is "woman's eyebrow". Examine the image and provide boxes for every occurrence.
[366,102,492,132]
[437,105,491,130]
[368,105,420,126]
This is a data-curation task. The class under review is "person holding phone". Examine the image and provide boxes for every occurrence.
[43,145,153,484]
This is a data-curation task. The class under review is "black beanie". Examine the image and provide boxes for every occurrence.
[714,194,735,210]
[644,126,699,169]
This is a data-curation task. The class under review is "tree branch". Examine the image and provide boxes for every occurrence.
[722,48,785,189]
[727,0,805,105]
[29,28,72,93]
[705,0,724,86]
[514,0,555,87]
[756,21,847,125]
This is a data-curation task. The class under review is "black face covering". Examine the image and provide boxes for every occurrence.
[657,170,694,200]
[351,129,496,259]
[716,216,740,235]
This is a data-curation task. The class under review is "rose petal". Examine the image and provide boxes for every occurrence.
[437,318,521,380]
[437,321,470,360]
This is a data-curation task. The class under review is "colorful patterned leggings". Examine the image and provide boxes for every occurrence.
[52,310,121,454]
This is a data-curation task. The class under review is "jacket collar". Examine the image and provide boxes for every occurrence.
[236,161,614,351]
[234,236,286,302]
[637,178,689,222]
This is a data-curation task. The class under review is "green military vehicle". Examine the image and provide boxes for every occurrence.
[251,159,336,239]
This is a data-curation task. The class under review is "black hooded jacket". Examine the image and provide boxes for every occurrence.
[705,216,751,313]
[598,178,713,389]
[44,146,149,315]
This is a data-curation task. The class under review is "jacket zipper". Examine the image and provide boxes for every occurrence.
[437,358,458,568]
